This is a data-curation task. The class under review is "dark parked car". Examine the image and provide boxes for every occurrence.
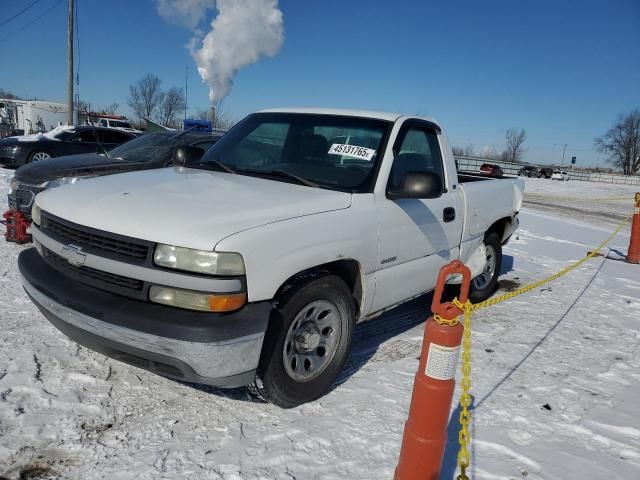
[0,125,135,167]
[5,130,223,243]
[518,165,538,177]
[479,163,504,178]
[537,167,554,179]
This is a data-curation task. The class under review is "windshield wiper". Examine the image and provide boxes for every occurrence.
[239,168,319,188]
[191,160,236,174]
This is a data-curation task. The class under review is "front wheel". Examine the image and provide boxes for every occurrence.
[29,151,52,163]
[252,275,356,408]
[469,233,502,303]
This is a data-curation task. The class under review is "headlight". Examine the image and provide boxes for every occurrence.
[0,145,19,154]
[149,285,246,312]
[46,176,81,189]
[8,177,17,194]
[154,244,245,276]
[31,202,41,226]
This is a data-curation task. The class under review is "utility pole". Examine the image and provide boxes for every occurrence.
[561,143,567,167]
[67,0,74,125]
[184,66,188,122]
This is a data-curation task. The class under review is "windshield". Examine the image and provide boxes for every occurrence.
[109,132,191,163]
[198,113,391,192]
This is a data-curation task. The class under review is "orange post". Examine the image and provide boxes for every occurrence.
[395,260,471,480]
[627,192,640,264]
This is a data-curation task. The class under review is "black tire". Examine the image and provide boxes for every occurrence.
[252,275,356,408]
[468,232,502,303]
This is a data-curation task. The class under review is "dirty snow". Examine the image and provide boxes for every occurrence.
[0,168,639,479]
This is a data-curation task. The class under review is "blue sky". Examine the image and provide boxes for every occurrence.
[1,0,639,167]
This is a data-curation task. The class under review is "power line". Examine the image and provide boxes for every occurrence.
[0,0,43,28]
[0,0,64,43]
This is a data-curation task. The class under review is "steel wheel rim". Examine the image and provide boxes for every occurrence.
[32,152,50,162]
[473,244,497,290]
[283,299,341,382]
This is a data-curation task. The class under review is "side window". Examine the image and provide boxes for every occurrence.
[389,127,444,190]
[98,119,107,127]
[101,131,131,144]
[72,130,97,143]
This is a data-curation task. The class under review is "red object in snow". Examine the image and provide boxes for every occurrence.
[3,210,32,244]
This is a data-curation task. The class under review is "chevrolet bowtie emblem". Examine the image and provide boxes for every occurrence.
[60,244,86,267]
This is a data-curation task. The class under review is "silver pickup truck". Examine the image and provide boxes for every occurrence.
[20,108,524,407]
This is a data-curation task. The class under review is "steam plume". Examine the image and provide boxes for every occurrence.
[156,0,284,102]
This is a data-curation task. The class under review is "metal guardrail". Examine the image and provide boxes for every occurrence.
[454,156,640,186]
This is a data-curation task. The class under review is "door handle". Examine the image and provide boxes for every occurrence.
[443,207,456,222]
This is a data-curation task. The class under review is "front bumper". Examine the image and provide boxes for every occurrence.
[19,248,271,388]
[0,148,27,167]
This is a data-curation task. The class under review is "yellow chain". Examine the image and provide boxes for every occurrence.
[453,299,472,480]
[433,313,459,326]
[525,193,634,202]
[445,210,632,479]
[469,215,629,313]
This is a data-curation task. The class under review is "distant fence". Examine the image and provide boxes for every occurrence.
[454,156,640,186]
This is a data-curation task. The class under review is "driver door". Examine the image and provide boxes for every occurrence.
[371,121,463,312]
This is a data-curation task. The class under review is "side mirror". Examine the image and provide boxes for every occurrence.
[387,171,443,200]
[172,145,205,167]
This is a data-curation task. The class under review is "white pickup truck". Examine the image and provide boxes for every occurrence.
[20,108,524,407]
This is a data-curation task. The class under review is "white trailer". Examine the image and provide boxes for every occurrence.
[0,98,68,136]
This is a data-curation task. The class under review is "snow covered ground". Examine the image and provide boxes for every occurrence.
[522,177,638,227]
[0,169,639,479]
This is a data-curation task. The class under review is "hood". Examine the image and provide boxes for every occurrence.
[36,167,352,251]
[0,137,19,146]
[15,153,148,184]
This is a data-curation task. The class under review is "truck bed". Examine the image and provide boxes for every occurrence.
[457,173,525,243]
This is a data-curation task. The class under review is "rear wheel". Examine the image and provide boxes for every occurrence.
[469,233,502,303]
[252,275,356,408]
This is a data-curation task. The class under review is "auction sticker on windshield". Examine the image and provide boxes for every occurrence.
[328,144,376,161]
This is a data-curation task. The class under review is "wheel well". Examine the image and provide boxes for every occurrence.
[275,260,363,315]
[486,217,512,243]
[29,150,53,159]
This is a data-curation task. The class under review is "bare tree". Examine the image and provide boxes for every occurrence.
[452,146,465,157]
[0,88,21,100]
[77,99,92,114]
[504,128,527,163]
[195,98,234,130]
[595,109,640,176]
[159,87,186,127]
[104,102,119,115]
[127,74,164,120]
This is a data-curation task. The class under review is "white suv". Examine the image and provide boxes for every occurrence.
[551,170,569,181]
[96,118,143,135]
